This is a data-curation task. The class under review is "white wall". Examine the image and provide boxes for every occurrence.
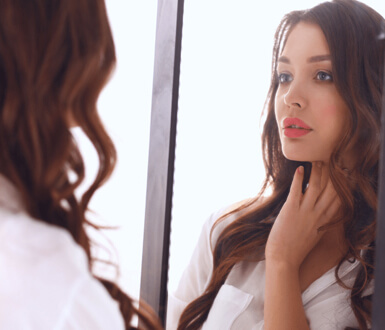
[73,0,157,300]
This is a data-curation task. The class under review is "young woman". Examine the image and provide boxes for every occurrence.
[167,0,384,329]
[0,1,160,329]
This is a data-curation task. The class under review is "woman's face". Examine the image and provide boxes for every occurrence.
[274,22,349,164]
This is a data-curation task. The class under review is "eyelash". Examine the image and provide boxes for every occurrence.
[315,71,333,82]
[277,71,333,84]
[277,73,292,84]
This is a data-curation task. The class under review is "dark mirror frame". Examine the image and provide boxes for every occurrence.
[139,0,184,326]
[139,1,385,328]
[372,61,385,330]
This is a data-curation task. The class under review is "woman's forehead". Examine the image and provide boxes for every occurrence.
[280,22,330,61]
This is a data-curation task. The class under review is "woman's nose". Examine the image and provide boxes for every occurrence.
[283,82,306,109]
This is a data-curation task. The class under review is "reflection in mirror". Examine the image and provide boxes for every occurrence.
[167,0,385,329]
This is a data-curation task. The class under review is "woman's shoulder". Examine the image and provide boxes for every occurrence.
[0,209,86,266]
[208,196,266,250]
[0,208,124,329]
[209,196,265,224]
[0,209,90,290]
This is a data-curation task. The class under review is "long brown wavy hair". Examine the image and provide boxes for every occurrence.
[0,0,161,329]
[178,1,385,329]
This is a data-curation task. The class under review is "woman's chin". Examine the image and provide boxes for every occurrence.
[283,153,309,162]
[282,153,326,164]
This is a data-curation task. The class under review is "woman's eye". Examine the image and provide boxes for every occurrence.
[316,71,333,81]
[277,73,292,84]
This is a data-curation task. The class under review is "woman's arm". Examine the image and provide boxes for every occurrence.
[264,163,341,329]
[265,261,309,329]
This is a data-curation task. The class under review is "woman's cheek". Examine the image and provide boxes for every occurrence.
[318,104,343,127]
[319,103,348,143]
[322,104,339,117]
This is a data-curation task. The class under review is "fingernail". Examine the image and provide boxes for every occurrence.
[297,166,304,174]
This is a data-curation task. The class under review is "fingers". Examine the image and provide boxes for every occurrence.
[289,163,341,220]
[324,195,341,222]
[287,166,304,204]
[315,177,341,222]
[320,164,329,191]
[315,195,341,230]
[302,162,323,207]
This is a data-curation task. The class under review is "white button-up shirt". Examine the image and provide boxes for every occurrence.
[0,175,125,329]
[167,208,373,330]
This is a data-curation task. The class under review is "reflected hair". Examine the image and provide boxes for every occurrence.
[178,0,385,329]
[0,0,160,329]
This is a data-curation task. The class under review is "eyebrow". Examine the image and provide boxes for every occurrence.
[278,54,332,64]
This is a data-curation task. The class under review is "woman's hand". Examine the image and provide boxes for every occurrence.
[264,162,341,329]
[265,162,341,270]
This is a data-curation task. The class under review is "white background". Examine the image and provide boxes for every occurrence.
[75,0,385,305]
[74,0,157,300]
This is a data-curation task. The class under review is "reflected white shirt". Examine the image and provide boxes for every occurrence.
[0,175,125,329]
[167,208,373,330]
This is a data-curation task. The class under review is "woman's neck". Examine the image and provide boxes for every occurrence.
[298,222,348,292]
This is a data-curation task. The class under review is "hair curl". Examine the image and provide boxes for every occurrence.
[0,0,161,328]
[178,1,385,329]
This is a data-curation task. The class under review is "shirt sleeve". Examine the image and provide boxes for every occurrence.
[54,275,125,330]
[166,209,224,330]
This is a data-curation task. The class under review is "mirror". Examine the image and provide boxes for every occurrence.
[167,0,385,327]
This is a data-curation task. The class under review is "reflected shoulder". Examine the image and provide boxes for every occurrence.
[224,196,265,215]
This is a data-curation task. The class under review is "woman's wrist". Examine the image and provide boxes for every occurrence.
[264,256,308,330]
[265,252,302,272]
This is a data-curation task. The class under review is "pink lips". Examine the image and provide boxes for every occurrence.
[283,118,312,138]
